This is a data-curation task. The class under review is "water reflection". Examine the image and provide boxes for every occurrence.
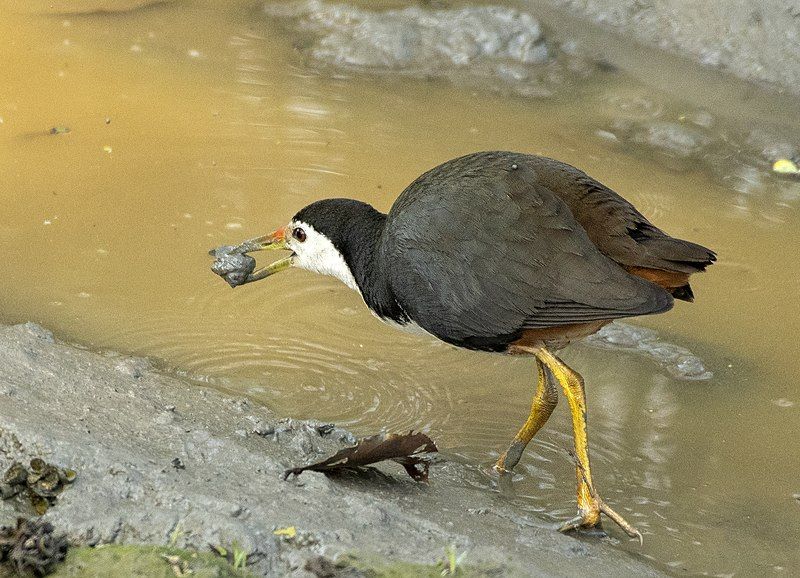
[1,1,799,575]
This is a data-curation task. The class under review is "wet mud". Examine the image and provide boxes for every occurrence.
[0,323,662,577]
[541,0,800,95]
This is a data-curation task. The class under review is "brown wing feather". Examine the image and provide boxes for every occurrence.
[522,155,716,272]
[516,155,715,301]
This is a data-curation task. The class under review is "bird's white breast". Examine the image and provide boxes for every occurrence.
[289,221,360,292]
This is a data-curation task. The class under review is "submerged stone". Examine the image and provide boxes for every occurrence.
[599,97,800,209]
[637,121,712,158]
[587,322,712,381]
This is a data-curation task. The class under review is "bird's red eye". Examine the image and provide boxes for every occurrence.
[293,227,307,242]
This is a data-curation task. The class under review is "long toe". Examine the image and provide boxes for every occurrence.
[558,516,607,538]
[559,498,643,544]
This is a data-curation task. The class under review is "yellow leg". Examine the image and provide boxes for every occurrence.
[495,358,557,473]
[536,348,643,543]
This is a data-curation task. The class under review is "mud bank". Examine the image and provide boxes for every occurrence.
[539,0,800,94]
[0,323,660,576]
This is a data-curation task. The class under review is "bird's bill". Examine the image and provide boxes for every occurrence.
[237,226,289,253]
[239,226,294,283]
[208,226,293,285]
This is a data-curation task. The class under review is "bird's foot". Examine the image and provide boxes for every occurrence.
[559,498,642,544]
[494,439,527,474]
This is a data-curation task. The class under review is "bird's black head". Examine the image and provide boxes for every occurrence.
[291,198,385,256]
[211,198,386,293]
[287,199,386,287]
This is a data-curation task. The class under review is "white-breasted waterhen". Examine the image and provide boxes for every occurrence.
[211,151,715,540]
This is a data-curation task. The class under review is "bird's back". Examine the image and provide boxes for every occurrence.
[391,151,715,299]
[379,151,699,351]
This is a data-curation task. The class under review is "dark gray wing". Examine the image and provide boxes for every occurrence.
[380,154,673,351]
[524,155,716,273]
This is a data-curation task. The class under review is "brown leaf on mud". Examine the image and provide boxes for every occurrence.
[284,431,438,482]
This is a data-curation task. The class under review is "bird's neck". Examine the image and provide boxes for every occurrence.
[338,208,409,325]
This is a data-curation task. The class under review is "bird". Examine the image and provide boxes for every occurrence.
[211,151,715,540]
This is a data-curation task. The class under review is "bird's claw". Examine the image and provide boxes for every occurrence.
[559,499,643,545]
[558,516,607,537]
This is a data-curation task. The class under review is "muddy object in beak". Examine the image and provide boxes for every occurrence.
[210,229,293,288]
[209,245,257,288]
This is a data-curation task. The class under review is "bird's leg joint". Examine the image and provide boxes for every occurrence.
[495,357,557,474]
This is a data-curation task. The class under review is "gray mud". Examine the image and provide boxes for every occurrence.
[266,1,548,69]
[0,323,661,577]
[541,0,800,95]
[265,1,601,98]
[267,0,800,97]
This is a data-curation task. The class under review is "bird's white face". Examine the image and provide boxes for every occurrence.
[285,220,360,293]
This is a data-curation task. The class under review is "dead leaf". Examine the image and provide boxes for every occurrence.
[283,431,438,482]
[273,526,296,538]
[773,158,800,175]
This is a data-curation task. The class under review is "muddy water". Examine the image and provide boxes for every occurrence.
[2,0,799,574]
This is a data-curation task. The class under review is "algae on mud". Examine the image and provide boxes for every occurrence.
[48,545,252,578]
[43,545,496,578]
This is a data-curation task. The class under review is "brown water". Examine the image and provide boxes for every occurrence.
[2,0,799,575]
